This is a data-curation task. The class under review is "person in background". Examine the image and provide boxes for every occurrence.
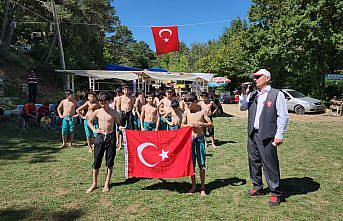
[40,112,52,131]
[27,70,38,103]
[76,92,100,152]
[134,90,145,130]
[20,100,37,130]
[199,92,217,148]
[163,99,183,130]
[57,90,78,148]
[140,93,160,131]
[212,94,223,116]
[37,102,50,122]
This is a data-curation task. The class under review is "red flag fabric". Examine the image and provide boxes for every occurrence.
[123,127,194,178]
[151,26,179,55]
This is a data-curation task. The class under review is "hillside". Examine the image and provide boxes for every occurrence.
[0,53,65,106]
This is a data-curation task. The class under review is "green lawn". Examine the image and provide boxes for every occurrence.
[0,111,342,220]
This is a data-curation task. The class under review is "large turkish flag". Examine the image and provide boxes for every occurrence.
[151,26,179,55]
[123,127,194,178]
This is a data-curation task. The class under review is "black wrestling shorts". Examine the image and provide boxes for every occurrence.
[120,111,134,130]
[92,132,116,169]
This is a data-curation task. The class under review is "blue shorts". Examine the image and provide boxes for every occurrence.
[144,121,156,131]
[61,116,76,135]
[169,125,180,130]
[134,115,141,130]
[159,116,168,130]
[84,119,98,139]
[192,136,206,169]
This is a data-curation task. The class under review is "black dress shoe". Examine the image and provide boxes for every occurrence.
[247,189,264,197]
[268,195,281,206]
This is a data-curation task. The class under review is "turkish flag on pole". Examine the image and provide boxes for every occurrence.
[151,26,179,55]
[123,127,194,178]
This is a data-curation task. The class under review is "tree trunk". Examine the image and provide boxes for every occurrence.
[42,33,57,65]
[3,20,16,52]
[0,0,10,46]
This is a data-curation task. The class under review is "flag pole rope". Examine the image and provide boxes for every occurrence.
[127,18,245,28]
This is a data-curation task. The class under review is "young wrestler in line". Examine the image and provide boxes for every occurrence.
[181,93,212,196]
[118,86,134,150]
[158,89,174,109]
[76,92,100,152]
[86,92,123,193]
[199,92,217,148]
[119,85,135,129]
[57,90,78,148]
[140,93,160,131]
[163,99,183,130]
[179,92,187,111]
[113,88,123,148]
[134,90,145,130]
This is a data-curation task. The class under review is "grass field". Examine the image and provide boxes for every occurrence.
[0,105,342,220]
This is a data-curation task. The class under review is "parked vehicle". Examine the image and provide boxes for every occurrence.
[281,89,324,114]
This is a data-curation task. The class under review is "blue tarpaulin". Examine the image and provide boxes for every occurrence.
[106,64,168,72]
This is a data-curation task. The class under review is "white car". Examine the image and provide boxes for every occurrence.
[281,89,324,114]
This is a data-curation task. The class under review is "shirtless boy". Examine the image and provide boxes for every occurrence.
[118,85,135,130]
[163,99,183,130]
[86,92,123,193]
[134,90,145,130]
[57,90,78,148]
[181,93,212,196]
[76,92,100,152]
[159,89,174,109]
[113,88,123,148]
[158,89,174,130]
[199,92,217,148]
[140,93,160,131]
[179,92,187,111]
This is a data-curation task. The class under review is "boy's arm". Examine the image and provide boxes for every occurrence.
[114,112,124,130]
[57,101,64,118]
[118,96,122,112]
[88,110,99,133]
[130,96,135,109]
[181,112,189,128]
[201,113,213,128]
[155,114,160,131]
[140,106,145,131]
[163,108,173,126]
[76,102,88,118]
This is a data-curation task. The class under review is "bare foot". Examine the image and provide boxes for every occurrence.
[102,183,110,192]
[200,190,207,197]
[88,149,92,153]
[59,144,66,148]
[187,186,196,195]
[211,143,217,148]
[86,184,97,193]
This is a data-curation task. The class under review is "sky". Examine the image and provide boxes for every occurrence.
[111,0,252,51]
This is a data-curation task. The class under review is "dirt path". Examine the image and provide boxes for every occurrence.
[222,104,343,123]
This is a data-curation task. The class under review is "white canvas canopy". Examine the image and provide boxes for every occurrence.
[56,70,138,80]
[55,69,213,92]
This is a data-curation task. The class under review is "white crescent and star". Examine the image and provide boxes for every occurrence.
[158,28,173,43]
[137,142,169,167]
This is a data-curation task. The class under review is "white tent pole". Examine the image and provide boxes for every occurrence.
[71,74,75,93]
